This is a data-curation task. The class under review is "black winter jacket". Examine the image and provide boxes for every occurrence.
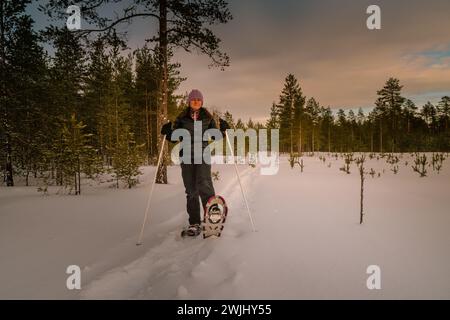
[166,107,225,163]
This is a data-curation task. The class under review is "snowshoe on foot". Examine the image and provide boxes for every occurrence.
[203,195,228,238]
[181,224,201,238]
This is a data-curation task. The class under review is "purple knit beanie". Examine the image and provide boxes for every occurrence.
[188,89,203,105]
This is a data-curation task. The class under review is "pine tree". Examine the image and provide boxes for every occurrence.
[367,110,377,153]
[277,74,305,153]
[437,96,450,133]
[266,102,279,129]
[247,118,255,129]
[336,109,348,152]
[4,10,48,186]
[49,29,86,119]
[347,109,356,150]
[305,97,320,153]
[421,102,437,135]
[375,78,405,152]
[357,108,365,125]
[84,37,114,156]
[403,99,417,134]
[234,119,244,129]
[0,0,35,186]
[93,44,134,168]
[111,48,134,145]
[134,45,184,165]
[321,107,333,153]
[373,100,386,153]
[134,45,160,163]
[224,111,235,129]
[54,114,97,195]
[421,102,436,126]
[356,108,366,150]
[110,125,144,189]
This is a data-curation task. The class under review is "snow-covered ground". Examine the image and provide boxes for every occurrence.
[1,153,449,299]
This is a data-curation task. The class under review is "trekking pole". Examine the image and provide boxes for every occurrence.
[136,135,167,245]
[224,130,257,232]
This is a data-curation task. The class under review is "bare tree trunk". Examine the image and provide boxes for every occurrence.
[77,157,81,195]
[350,126,354,146]
[115,96,119,145]
[298,119,302,155]
[407,117,410,134]
[317,122,321,152]
[145,88,150,164]
[74,173,77,195]
[358,155,366,224]
[4,133,13,186]
[370,129,374,153]
[0,0,13,186]
[156,0,169,184]
[150,105,155,161]
[393,113,397,153]
[290,126,293,155]
[290,99,293,155]
[328,123,331,154]
[379,119,383,154]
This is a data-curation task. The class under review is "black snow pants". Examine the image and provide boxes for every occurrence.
[180,163,215,225]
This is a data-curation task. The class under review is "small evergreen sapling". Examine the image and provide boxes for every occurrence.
[110,126,144,188]
[412,153,428,177]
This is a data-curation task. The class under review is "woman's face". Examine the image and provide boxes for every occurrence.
[190,98,202,110]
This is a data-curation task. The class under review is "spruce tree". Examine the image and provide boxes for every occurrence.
[403,99,417,134]
[373,100,386,153]
[266,103,279,130]
[276,74,305,153]
[375,78,405,152]
[6,11,48,186]
[421,102,437,138]
[437,96,450,133]
[110,125,144,189]
[0,0,35,186]
[305,97,320,153]
[347,109,356,150]
[55,114,97,195]
[336,109,347,152]
[134,45,160,163]
[224,111,235,129]
[49,29,86,119]
[84,37,114,150]
[321,107,333,153]
[356,108,366,150]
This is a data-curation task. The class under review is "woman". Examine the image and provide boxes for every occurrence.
[161,89,230,237]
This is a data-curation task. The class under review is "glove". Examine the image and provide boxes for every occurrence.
[219,118,230,131]
[161,121,172,136]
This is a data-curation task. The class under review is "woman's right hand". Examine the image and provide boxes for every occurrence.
[161,121,172,136]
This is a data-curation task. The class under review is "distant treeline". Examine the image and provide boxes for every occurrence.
[267,74,450,154]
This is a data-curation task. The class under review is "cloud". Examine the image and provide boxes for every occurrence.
[31,0,449,122]
[173,0,450,122]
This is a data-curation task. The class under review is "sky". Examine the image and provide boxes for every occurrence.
[29,0,450,123]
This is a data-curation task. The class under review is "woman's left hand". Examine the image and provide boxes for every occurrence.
[219,118,230,131]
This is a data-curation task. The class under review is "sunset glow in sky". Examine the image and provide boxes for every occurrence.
[30,0,450,122]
